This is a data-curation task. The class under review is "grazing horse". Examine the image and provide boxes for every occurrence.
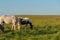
[0,15,21,31]
[19,17,33,29]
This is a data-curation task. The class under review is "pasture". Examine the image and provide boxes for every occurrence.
[0,15,60,40]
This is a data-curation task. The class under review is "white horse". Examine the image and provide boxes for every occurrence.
[18,17,33,29]
[0,15,21,31]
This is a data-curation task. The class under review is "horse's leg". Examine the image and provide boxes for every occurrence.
[11,24,14,30]
[13,23,16,30]
[1,26,5,33]
[29,22,33,29]
[18,22,22,30]
[25,24,28,30]
[12,23,16,30]
[0,24,5,33]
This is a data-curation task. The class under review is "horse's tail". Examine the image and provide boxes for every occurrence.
[29,22,33,29]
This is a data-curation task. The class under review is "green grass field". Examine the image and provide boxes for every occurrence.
[0,15,60,40]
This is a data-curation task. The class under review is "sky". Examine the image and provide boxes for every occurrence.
[0,0,60,15]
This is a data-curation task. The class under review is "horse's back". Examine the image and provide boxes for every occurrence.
[23,17,29,20]
[0,15,18,24]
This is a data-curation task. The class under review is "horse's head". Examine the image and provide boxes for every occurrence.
[18,17,23,21]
